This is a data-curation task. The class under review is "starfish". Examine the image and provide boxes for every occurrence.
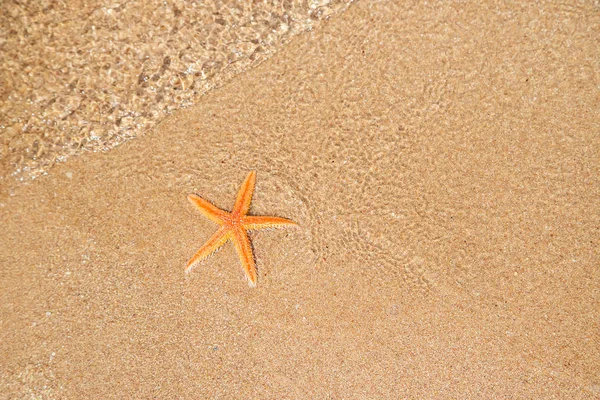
[185,171,297,287]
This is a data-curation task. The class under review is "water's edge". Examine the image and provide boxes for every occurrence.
[0,0,354,188]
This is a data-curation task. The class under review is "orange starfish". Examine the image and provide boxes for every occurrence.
[185,171,297,287]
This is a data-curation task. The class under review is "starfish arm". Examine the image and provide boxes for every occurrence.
[242,215,297,230]
[188,194,228,224]
[232,171,256,216]
[232,227,258,287]
[185,226,230,275]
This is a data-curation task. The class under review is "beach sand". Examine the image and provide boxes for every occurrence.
[1,1,599,398]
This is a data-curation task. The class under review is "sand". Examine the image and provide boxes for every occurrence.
[0,0,351,182]
[1,0,599,398]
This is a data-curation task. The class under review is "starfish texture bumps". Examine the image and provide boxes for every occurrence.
[186,171,297,287]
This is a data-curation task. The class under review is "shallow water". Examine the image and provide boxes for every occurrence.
[0,0,352,183]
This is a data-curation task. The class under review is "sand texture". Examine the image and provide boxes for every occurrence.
[1,1,599,398]
[0,0,351,182]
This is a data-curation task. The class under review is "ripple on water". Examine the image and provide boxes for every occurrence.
[0,0,353,183]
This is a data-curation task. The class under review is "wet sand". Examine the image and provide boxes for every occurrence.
[1,1,599,398]
[0,0,351,181]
